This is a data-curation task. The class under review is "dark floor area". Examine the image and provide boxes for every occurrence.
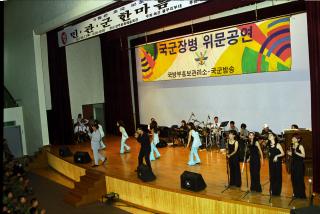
[28,172,129,214]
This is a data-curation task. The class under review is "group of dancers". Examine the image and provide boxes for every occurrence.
[83,113,307,199]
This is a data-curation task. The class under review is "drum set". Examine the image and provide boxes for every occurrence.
[190,118,228,151]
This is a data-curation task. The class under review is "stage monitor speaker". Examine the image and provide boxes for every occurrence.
[137,164,156,182]
[74,151,91,164]
[181,171,206,192]
[290,206,320,214]
[59,146,72,157]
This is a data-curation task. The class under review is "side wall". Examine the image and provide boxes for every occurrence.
[66,37,105,121]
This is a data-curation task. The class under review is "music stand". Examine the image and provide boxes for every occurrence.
[219,121,229,128]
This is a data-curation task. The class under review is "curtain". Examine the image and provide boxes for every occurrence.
[306,1,320,193]
[46,30,73,145]
[100,35,135,135]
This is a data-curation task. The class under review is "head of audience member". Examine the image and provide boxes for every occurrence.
[214,116,219,124]
[29,207,39,214]
[40,208,47,214]
[18,195,27,205]
[116,120,125,127]
[30,198,39,208]
[291,124,299,129]
[5,189,14,200]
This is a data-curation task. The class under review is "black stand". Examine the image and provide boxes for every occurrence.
[288,196,296,206]
[221,145,230,193]
[241,142,250,199]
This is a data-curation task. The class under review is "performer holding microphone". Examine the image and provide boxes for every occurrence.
[186,122,202,166]
[227,130,241,187]
[247,132,263,192]
[267,132,284,196]
[287,134,306,198]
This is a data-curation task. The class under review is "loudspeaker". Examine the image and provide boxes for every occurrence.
[290,206,320,214]
[156,139,167,148]
[180,171,206,192]
[59,147,72,157]
[137,164,156,182]
[74,151,91,164]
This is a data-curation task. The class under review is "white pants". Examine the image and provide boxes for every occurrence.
[91,142,105,165]
[150,142,160,160]
[120,137,130,154]
[188,147,200,165]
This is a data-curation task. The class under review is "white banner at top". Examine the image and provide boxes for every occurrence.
[57,0,206,47]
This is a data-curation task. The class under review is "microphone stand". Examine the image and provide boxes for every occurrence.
[241,141,250,199]
[187,113,194,123]
[222,140,230,193]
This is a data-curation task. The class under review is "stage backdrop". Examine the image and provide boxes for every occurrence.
[136,16,292,81]
[135,13,310,134]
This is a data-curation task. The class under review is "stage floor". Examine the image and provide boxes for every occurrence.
[48,136,317,210]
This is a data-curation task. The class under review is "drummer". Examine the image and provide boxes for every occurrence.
[210,116,226,153]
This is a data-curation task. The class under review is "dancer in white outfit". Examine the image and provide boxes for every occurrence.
[186,122,202,166]
[150,122,161,161]
[90,124,106,167]
[117,121,131,154]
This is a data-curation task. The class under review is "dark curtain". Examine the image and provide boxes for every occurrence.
[46,30,73,145]
[306,1,320,193]
[100,35,135,135]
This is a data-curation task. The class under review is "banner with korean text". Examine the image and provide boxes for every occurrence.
[135,16,292,81]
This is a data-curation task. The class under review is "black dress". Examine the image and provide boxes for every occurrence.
[249,141,262,192]
[291,144,306,198]
[228,141,241,187]
[268,143,282,196]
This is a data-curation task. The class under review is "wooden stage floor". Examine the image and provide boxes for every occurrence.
[48,136,317,211]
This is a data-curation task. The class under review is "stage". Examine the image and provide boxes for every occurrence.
[45,136,316,213]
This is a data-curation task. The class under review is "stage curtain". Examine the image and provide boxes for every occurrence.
[46,30,73,145]
[100,35,135,135]
[306,1,320,193]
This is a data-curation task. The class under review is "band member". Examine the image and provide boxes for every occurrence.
[239,123,249,141]
[90,124,106,167]
[287,134,306,198]
[261,124,272,139]
[228,121,239,132]
[186,122,202,166]
[150,122,161,161]
[267,132,284,196]
[211,116,224,151]
[178,120,188,145]
[248,132,263,192]
[227,130,241,187]
[148,118,156,132]
[135,126,152,170]
[117,121,131,154]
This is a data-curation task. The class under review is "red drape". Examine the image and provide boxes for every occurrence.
[306,1,320,193]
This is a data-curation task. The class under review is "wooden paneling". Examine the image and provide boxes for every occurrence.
[105,176,288,214]
[47,152,86,182]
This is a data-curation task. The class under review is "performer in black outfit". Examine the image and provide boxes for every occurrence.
[287,134,306,198]
[267,132,284,196]
[227,130,241,187]
[248,132,264,192]
[135,126,152,171]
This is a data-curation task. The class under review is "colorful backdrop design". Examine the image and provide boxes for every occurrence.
[135,16,292,81]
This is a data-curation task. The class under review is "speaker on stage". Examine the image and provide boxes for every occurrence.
[73,151,91,164]
[180,171,206,192]
[59,146,72,157]
[137,164,156,182]
[290,206,320,214]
